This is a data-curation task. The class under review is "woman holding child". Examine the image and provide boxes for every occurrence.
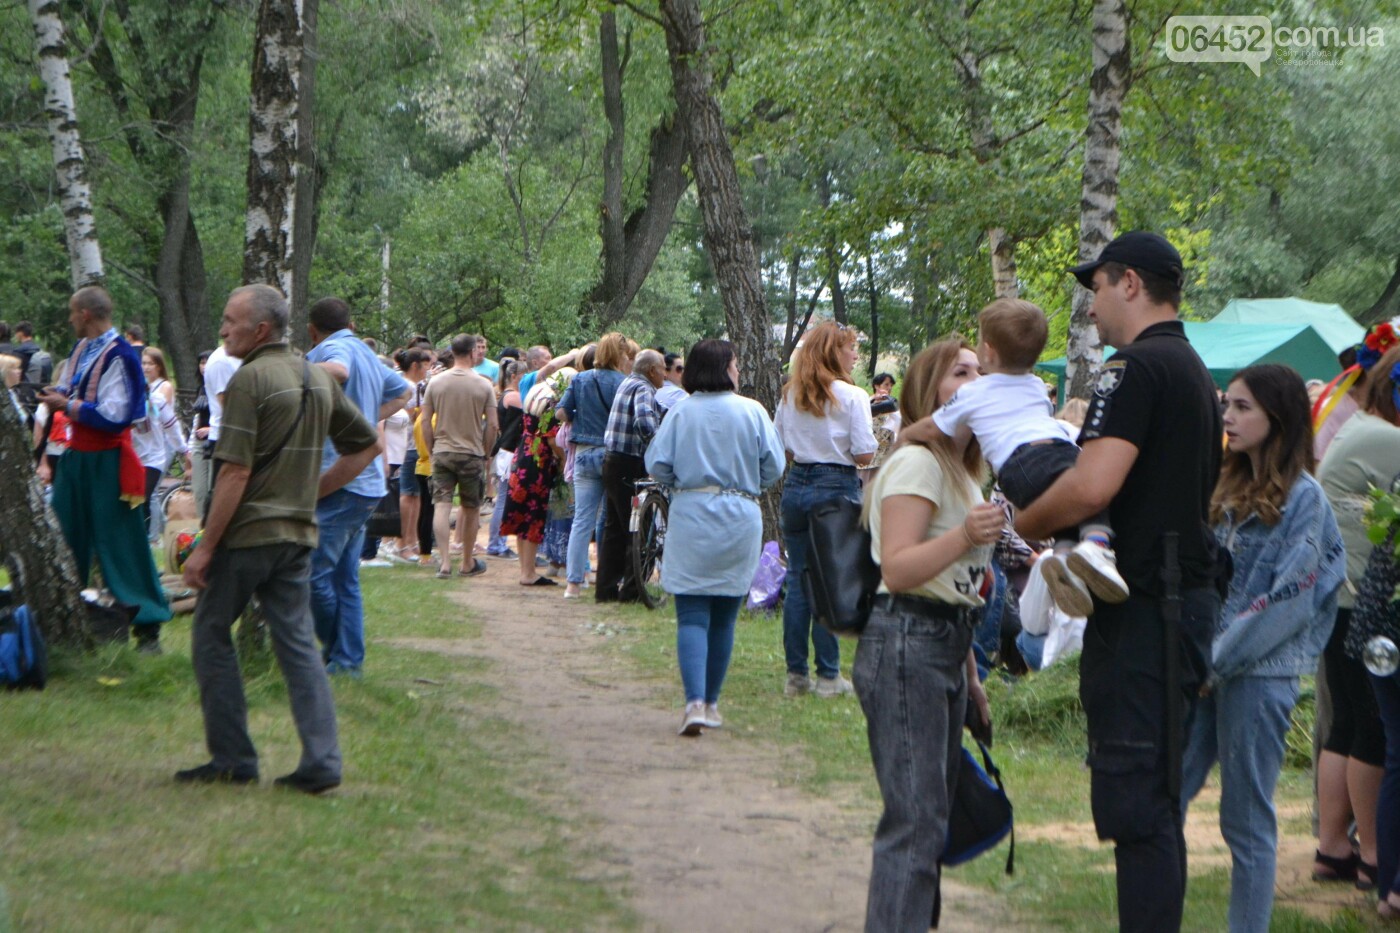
[856,338,1004,932]
[1180,364,1344,933]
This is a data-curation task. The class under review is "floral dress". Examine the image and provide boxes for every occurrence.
[500,411,560,544]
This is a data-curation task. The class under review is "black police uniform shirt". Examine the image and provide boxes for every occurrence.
[1078,320,1222,596]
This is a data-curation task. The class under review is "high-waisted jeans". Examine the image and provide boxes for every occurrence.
[781,462,860,680]
[854,596,974,933]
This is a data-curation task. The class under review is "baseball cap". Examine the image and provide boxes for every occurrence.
[1069,231,1185,290]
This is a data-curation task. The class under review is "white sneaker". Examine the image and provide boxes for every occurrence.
[1041,554,1095,617]
[702,703,723,728]
[359,558,393,569]
[1067,542,1130,604]
[814,674,854,698]
[679,701,706,737]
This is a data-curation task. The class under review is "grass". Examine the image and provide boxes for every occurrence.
[610,602,1377,931]
[0,571,635,932]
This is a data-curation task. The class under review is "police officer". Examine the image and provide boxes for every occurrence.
[1017,231,1222,932]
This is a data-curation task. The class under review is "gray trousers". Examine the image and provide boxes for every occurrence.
[192,543,341,779]
[853,598,974,933]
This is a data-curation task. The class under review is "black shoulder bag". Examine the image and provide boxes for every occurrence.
[802,498,881,637]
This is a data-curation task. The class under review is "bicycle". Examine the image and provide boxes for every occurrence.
[629,479,670,610]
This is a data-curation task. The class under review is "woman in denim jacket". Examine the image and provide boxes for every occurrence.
[1181,364,1346,933]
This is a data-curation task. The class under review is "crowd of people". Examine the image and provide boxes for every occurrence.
[13,226,1400,931]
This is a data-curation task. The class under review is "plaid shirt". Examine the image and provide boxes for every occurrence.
[604,374,661,457]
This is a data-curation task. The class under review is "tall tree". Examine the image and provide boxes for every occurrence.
[28,0,102,288]
[1064,0,1129,399]
[244,0,305,303]
[656,0,778,410]
[289,0,320,336]
[68,2,221,397]
[585,11,689,328]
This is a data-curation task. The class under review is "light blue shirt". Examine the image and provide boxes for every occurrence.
[645,391,785,595]
[474,359,500,381]
[306,329,409,498]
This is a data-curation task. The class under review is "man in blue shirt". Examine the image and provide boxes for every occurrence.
[306,297,412,676]
[471,334,500,382]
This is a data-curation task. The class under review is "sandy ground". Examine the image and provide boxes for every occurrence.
[384,531,1021,932]
[381,523,1369,930]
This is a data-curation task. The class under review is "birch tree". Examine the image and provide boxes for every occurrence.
[1065,0,1130,399]
[244,0,305,305]
[29,0,103,288]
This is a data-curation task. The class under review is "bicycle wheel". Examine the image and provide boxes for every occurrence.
[631,492,669,610]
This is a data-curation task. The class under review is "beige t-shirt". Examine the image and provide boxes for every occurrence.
[867,444,990,607]
[423,367,494,456]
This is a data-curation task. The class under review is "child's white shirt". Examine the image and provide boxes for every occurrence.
[931,373,1075,472]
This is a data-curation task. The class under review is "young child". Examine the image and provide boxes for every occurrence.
[920,298,1127,616]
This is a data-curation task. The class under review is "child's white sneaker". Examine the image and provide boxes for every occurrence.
[1067,541,1130,604]
[1041,554,1095,618]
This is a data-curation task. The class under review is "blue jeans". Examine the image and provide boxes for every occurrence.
[675,594,743,704]
[854,597,975,933]
[781,463,860,679]
[1181,675,1299,933]
[1372,673,1400,901]
[310,489,379,672]
[1016,630,1047,671]
[566,445,606,585]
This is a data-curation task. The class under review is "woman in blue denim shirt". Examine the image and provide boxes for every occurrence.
[775,321,878,697]
[856,340,1003,932]
[1181,364,1346,933]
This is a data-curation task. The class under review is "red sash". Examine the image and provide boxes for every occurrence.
[68,423,146,506]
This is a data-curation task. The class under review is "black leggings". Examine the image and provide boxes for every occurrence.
[1322,608,1387,766]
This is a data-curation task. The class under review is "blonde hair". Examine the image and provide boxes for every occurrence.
[784,321,857,416]
[0,354,20,388]
[595,332,632,371]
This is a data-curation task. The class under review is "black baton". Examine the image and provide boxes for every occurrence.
[1162,532,1183,800]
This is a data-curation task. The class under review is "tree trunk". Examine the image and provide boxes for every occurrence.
[30,0,103,288]
[596,10,627,324]
[1360,254,1400,327]
[289,0,320,343]
[77,4,215,395]
[989,228,1018,299]
[866,252,880,377]
[658,0,781,537]
[1066,0,1130,400]
[0,401,87,647]
[243,0,304,301]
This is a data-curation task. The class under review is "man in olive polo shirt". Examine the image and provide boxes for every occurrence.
[178,285,382,794]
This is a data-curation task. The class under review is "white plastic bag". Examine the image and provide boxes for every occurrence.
[1023,551,1086,669]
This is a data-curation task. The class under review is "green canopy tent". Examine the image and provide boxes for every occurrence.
[1037,322,1343,394]
[1212,297,1364,355]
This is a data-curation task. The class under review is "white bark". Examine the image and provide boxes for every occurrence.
[1066,0,1130,399]
[29,0,104,288]
[243,0,304,304]
[989,228,1018,299]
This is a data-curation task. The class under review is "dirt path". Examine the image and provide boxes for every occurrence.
[385,539,1022,932]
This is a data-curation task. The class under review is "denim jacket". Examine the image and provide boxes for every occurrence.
[1209,472,1346,684]
[556,368,624,447]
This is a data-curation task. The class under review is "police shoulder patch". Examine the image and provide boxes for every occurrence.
[1094,360,1128,398]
